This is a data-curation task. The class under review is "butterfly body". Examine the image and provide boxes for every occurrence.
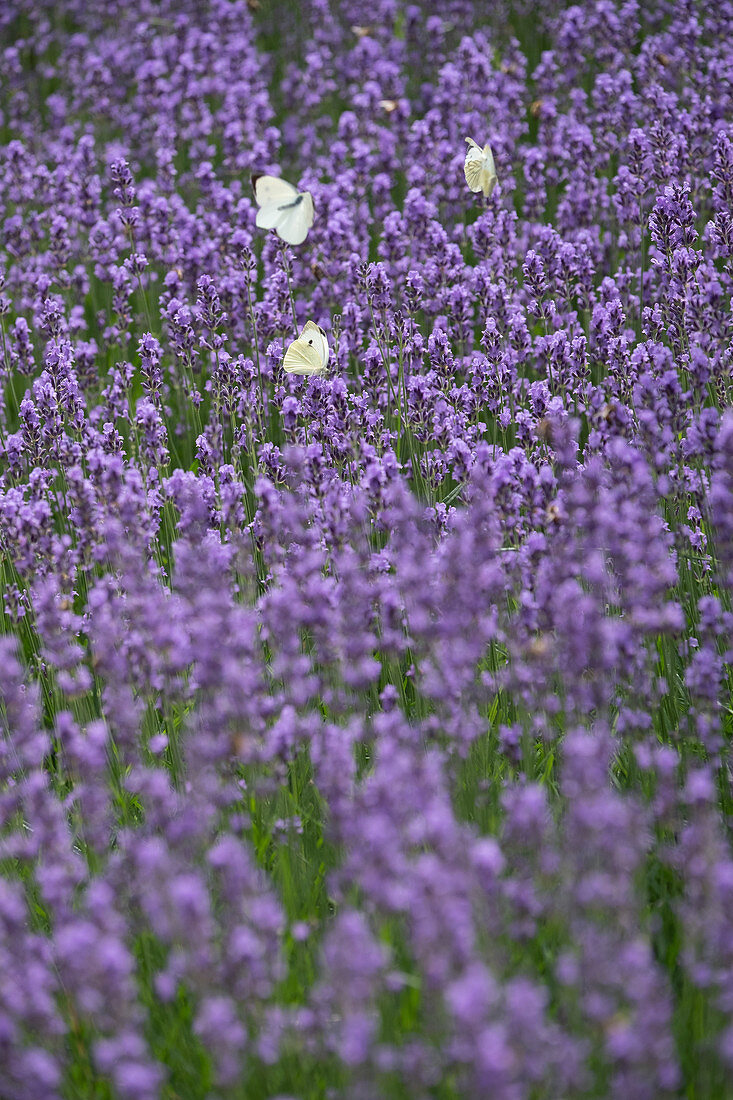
[464,137,498,198]
[283,320,329,376]
[252,174,315,245]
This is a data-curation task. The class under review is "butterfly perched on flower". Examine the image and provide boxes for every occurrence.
[283,321,329,376]
[464,137,498,198]
[252,174,315,246]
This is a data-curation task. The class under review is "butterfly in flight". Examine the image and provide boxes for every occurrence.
[464,137,498,198]
[252,174,315,245]
[283,320,329,376]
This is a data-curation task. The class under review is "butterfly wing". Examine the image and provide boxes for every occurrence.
[256,203,287,230]
[480,166,498,198]
[316,324,330,369]
[253,174,299,207]
[275,191,315,246]
[283,337,325,375]
[480,143,497,196]
[300,319,329,369]
[464,139,497,196]
[464,149,485,193]
[481,143,496,178]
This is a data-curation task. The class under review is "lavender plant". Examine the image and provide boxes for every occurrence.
[1,0,733,1097]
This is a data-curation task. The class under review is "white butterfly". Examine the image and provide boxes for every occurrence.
[252,174,315,246]
[464,137,498,198]
[283,320,329,376]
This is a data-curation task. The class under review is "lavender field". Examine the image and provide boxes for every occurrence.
[1,0,733,1096]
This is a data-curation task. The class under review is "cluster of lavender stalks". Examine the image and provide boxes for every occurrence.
[1,0,733,1097]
